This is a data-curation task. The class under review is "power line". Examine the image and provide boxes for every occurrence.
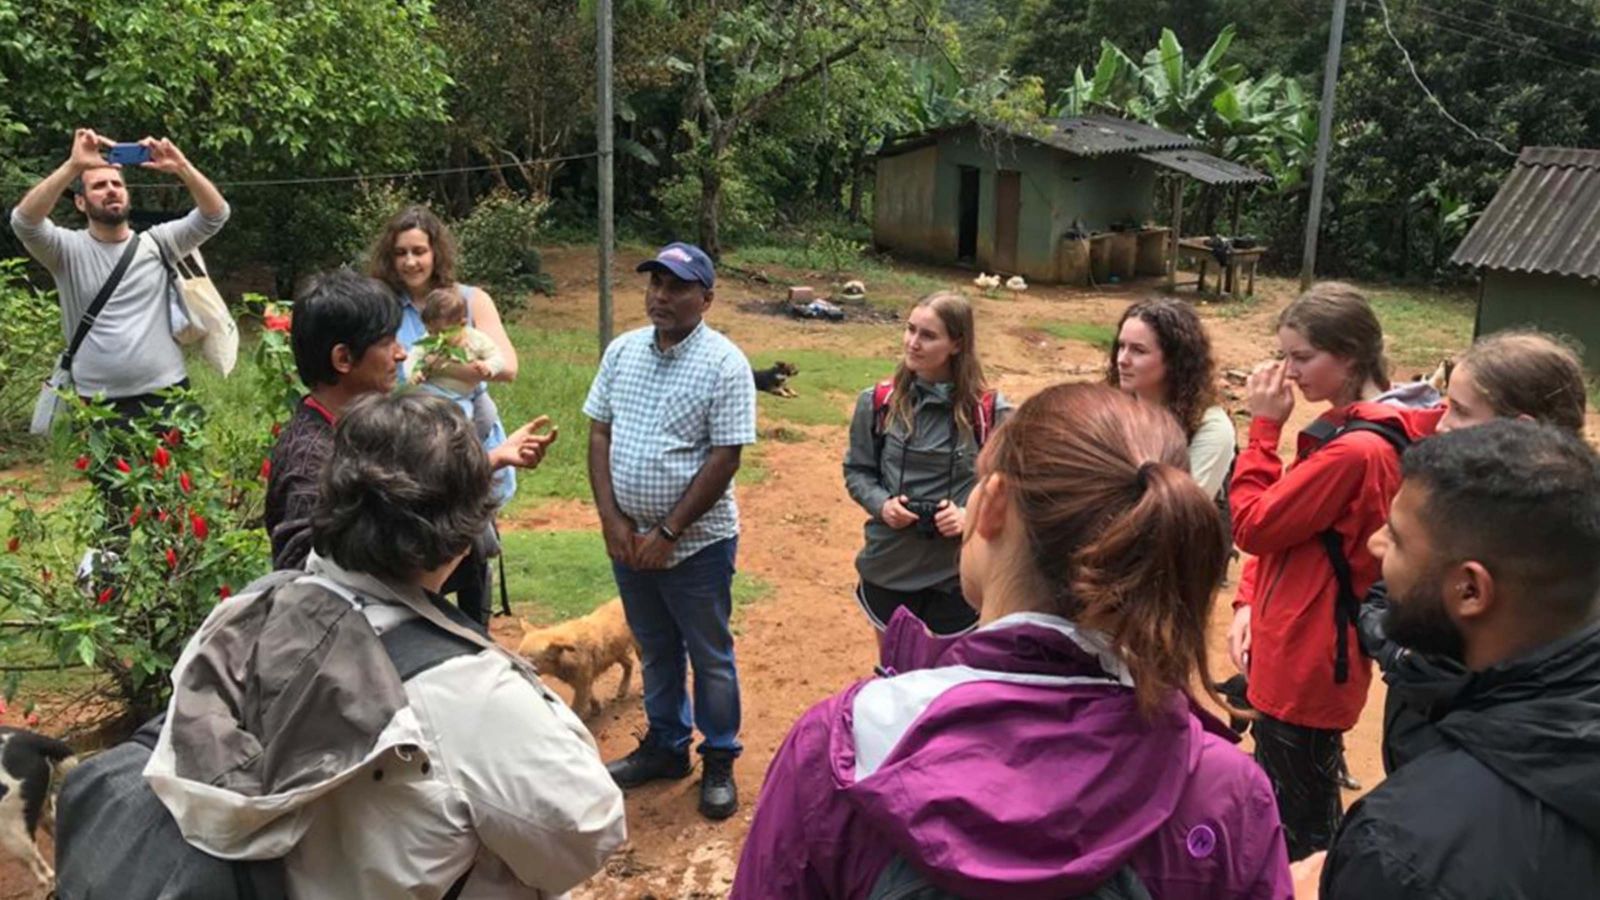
[1411,2,1600,68]
[1448,0,1600,40]
[2,151,601,192]
[1409,11,1600,73]
[1374,0,1518,157]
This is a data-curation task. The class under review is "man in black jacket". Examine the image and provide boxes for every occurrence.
[1319,420,1600,898]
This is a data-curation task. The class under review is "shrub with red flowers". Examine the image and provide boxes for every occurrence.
[0,298,302,726]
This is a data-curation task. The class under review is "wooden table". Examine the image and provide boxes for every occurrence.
[1176,238,1265,299]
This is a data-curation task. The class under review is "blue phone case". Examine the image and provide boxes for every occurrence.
[105,144,150,165]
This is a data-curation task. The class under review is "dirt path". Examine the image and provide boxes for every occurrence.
[0,254,1395,899]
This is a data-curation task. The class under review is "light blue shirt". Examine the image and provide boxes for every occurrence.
[583,321,757,566]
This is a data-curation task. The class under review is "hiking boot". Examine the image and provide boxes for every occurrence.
[698,749,738,820]
[605,738,691,789]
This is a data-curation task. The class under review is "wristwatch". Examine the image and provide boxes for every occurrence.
[658,523,681,542]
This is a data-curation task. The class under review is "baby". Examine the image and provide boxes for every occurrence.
[408,287,504,437]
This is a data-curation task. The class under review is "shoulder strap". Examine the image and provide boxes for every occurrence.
[380,617,482,681]
[974,390,998,448]
[871,379,895,436]
[61,233,141,371]
[1311,417,1409,685]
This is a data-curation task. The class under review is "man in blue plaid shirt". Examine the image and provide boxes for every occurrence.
[583,242,757,820]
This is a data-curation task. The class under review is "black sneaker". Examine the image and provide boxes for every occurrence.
[606,738,691,789]
[699,749,738,820]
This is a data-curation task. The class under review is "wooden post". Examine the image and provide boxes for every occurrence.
[1167,178,1184,293]
[1230,187,1243,237]
[1301,0,1349,290]
[596,0,616,353]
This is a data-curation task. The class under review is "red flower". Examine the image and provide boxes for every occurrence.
[164,428,183,448]
[259,458,272,480]
[5,537,17,553]
[263,312,292,333]
[179,472,193,494]
[25,712,38,727]
[74,455,90,471]
[165,548,178,569]
[114,457,131,474]
[190,513,209,541]
[97,587,113,605]
[129,506,143,527]
[153,446,171,469]
[218,585,233,600]
[271,422,282,438]
[157,509,170,524]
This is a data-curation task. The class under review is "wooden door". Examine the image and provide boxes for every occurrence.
[993,170,1021,274]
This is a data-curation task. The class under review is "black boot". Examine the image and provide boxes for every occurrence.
[606,737,691,789]
[699,749,738,820]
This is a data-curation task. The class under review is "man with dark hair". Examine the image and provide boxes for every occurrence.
[1316,419,1600,898]
[145,393,626,896]
[585,243,757,819]
[266,269,554,572]
[10,129,228,416]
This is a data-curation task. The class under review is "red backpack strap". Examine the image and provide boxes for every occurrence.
[974,390,998,447]
[871,379,895,436]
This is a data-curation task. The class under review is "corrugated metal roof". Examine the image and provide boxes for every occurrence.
[1138,148,1270,186]
[873,115,1198,161]
[1450,146,1600,278]
[1043,115,1198,157]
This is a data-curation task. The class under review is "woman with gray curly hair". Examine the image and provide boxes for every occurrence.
[143,393,626,898]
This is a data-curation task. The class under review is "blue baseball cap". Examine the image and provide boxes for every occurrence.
[637,242,715,290]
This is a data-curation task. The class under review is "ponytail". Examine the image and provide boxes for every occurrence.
[986,384,1226,714]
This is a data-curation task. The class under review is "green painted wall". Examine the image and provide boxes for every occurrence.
[871,127,1160,283]
[872,144,939,256]
[1477,270,1600,369]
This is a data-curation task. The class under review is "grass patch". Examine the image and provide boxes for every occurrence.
[489,325,603,513]
[747,349,895,427]
[1037,320,1116,350]
[499,529,772,625]
[1364,287,1476,368]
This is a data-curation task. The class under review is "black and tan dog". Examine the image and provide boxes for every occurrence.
[0,726,78,888]
[752,361,800,398]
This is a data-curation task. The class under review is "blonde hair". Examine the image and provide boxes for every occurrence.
[887,291,989,440]
[1458,330,1588,434]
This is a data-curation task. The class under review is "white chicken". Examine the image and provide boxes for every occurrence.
[973,272,1001,291]
[1005,275,1028,292]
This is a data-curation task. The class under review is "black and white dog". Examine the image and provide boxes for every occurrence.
[0,727,77,887]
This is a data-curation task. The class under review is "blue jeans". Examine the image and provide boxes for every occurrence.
[613,537,741,756]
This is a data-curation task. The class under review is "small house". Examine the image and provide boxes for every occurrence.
[871,113,1267,285]
[1451,147,1600,368]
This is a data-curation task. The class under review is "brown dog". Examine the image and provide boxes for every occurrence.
[517,598,637,719]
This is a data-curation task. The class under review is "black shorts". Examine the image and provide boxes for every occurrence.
[855,577,978,636]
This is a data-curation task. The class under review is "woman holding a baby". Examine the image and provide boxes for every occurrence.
[369,205,525,624]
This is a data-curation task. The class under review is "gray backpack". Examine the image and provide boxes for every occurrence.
[868,854,1152,900]
[53,573,482,900]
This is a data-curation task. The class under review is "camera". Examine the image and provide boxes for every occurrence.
[904,499,943,539]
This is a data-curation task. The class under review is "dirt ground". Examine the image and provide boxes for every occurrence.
[0,249,1454,898]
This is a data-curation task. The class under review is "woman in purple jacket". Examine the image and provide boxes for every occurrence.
[733,383,1293,900]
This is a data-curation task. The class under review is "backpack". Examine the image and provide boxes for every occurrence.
[871,380,999,450]
[53,573,482,900]
[868,853,1151,900]
[1303,417,1411,684]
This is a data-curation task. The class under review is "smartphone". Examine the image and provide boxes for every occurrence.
[105,143,151,166]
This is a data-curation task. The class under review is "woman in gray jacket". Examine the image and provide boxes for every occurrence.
[844,291,1011,636]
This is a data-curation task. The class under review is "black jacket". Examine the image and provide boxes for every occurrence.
[1323,619,1600,899]
[1357,580,1470,774]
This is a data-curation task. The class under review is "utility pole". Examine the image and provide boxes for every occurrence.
[1300,0,1348,290]
[596,0,616,352]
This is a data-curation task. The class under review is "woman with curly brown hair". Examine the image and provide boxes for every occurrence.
[1108,298,1234,500]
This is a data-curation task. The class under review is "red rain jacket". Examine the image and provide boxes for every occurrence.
[1230,401,1443,731]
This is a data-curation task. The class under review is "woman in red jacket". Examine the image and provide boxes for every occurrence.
[1227,283,1442,860]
